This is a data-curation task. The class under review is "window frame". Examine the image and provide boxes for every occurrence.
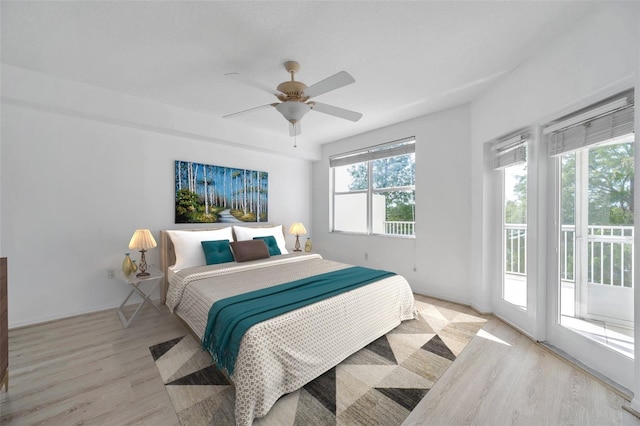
[330,137,416,238]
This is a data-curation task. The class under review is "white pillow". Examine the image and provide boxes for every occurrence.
[233,225,289,255]
[167,228,234,270]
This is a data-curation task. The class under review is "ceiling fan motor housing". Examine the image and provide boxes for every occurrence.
[276,81,308,102]
[277,61,309,102]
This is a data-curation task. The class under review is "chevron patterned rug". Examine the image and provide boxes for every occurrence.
[149,297,487,425]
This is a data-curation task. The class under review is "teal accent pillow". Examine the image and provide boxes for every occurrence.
[201,239,234,265]
[253,236,282,256]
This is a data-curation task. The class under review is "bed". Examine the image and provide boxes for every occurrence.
[160,225,416,425]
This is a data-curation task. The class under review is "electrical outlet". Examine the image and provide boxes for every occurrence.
[107,269,115,279]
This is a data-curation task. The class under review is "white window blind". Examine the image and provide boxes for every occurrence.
[545,93,634,157]
[330,137,415,168]
[492,133,528,170]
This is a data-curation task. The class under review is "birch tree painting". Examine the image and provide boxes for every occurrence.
[175,161,268,223]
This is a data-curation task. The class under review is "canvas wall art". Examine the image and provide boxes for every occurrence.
[175,161,268,223]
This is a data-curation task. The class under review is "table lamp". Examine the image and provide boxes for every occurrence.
[128,229,157,277]
[288,223,307,252]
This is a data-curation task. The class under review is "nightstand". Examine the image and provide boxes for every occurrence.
[117,265,164,328]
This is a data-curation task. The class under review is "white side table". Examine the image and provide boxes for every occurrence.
[117,265,164,328]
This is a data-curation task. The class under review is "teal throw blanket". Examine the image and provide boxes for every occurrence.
[202,266,396,375]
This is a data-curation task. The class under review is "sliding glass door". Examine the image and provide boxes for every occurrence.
[558,138,634,346]
[545,93,635,389]
[491,92,635,388]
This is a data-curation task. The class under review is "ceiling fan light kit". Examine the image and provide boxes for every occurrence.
[224,61,362,139]
[275,101,310,124]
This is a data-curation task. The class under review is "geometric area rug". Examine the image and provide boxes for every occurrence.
[149,298,487,425]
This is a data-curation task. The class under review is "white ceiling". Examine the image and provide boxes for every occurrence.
[1,1,598,154]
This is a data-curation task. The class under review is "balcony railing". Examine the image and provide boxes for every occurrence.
[505,223,526,275]
[384,221,415,236]
[505,224,634,288]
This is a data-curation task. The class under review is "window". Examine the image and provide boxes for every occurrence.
[330,137,415,236]
[492,133,528,308]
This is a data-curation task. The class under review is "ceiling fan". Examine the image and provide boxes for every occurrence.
[223,61,363,137]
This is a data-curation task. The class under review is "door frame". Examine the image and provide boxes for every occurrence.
[490,129,542,340]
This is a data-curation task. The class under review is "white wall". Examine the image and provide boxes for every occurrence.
[1,67,312,328]
[312,105,472,304]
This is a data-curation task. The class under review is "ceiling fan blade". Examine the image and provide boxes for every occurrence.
[289,121,301,137]
[225,73,283,96]
[223,103,276,119]
[304,71,355,98]
[311,102,363,122]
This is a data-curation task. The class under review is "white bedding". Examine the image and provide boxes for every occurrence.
[167,254,416,425]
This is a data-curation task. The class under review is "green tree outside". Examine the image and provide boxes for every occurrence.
[347,154,416,222]
[509,142,635,286]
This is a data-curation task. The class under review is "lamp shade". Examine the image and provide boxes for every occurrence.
[288,223,307,235]
[128,229,157,250]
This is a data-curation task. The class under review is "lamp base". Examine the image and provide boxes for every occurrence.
[136,249,150,277]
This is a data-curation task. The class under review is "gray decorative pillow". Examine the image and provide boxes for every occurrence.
[230,240,270,262]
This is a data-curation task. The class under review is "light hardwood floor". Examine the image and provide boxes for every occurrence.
[0,304,184,425]
[1,297,639,425]
[405,296,640,426]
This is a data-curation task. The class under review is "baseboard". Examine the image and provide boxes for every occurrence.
[8,296,163,330]
[412,290,472,309]
[623,404,640,419]
[492,312,535,340]
[470,302,493,315]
